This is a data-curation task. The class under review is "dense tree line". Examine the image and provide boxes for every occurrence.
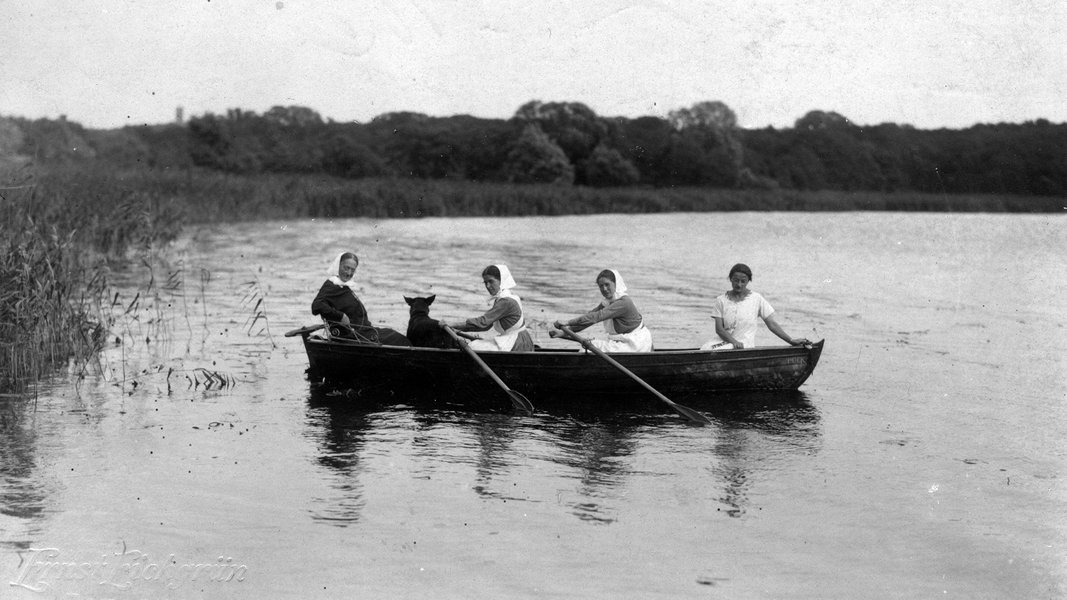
[2,101,1064,196]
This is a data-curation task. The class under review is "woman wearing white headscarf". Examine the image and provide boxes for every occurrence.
[311,251,410,345]
[549,269,654,352]
[439,264,534,352]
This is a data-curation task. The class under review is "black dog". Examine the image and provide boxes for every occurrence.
[405,295,457,349]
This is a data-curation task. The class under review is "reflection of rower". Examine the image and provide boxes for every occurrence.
[466,416,522,501]
[706,391,822,518]
[305,392,374,526]
[543,417,642,524]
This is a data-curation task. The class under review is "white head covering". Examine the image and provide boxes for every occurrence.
[487,264,519,306]
[327,251,360,295]
[598,268,629,307]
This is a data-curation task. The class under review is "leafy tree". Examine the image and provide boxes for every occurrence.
[502,124,574,185]
[794,110,852,131]
[665,101,744,187]
[131,123,193,169]
[263,105,324,128]
[514,101,608,183]
[84,128,152,167]
[613,116,674,185]
[15,117,96,161]
[364,112,442,177]
[186,113,263,173]
[668,100,739,130]
[0,118,25,157]
[583,143,640,187]
[187,114,234,170]
[435,115,515,181]
[321,133,387,178]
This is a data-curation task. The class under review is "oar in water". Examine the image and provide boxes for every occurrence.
[442,325,535,415]
[558,325,711,425]
[284,324,324,337]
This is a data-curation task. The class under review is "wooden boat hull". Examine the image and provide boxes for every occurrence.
[300,333,824,403]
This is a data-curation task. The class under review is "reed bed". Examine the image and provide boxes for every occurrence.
[0,162,182,393]
[34,164,1062,228]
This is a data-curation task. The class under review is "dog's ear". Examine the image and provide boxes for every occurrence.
[404,296,414,305]
[427,295,436,305]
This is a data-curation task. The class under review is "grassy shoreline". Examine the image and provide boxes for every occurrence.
[62,165,1067,223]
[0,163,1061,392]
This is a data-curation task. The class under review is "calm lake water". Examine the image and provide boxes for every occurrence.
[1,212,1064,599]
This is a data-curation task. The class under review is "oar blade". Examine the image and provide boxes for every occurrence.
[672,402,712,424]
[508,390,535,415]
[444,325,536,415]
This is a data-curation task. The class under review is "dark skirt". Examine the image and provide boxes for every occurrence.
[329,323,411,346]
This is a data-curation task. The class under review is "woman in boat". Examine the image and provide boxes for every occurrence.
[549,269,654,352]
[700,263,809,350]
[439,264,534,352]
[311,251,410,345]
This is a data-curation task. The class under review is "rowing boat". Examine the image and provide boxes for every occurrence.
[292,327,824,405]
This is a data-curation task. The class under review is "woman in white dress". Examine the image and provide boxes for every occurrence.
[701,263,809,350]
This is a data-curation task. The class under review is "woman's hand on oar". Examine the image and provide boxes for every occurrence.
[557,325,711,425]
[442,325,535,415]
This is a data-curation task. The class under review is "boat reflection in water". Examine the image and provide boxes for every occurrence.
[302,383,821,527]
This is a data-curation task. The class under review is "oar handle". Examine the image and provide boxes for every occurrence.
[454,329,480,341]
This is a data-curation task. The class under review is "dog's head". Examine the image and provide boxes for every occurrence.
[404,295,436,316]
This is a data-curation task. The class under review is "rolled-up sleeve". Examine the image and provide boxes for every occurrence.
[457,298,517,332]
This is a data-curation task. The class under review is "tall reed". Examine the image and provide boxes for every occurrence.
[0,162,181,393]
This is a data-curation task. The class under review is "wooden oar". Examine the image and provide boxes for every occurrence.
[443,325,535,415]
[284,324,325,337]
[453,329,480,341]
[558,325,711,425]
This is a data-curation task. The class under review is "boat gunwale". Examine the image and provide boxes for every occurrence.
[302,334,823,358]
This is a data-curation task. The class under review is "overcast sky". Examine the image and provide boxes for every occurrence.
[4,0,1064,130]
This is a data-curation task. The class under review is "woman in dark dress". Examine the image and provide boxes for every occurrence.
[311,251,410,345]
